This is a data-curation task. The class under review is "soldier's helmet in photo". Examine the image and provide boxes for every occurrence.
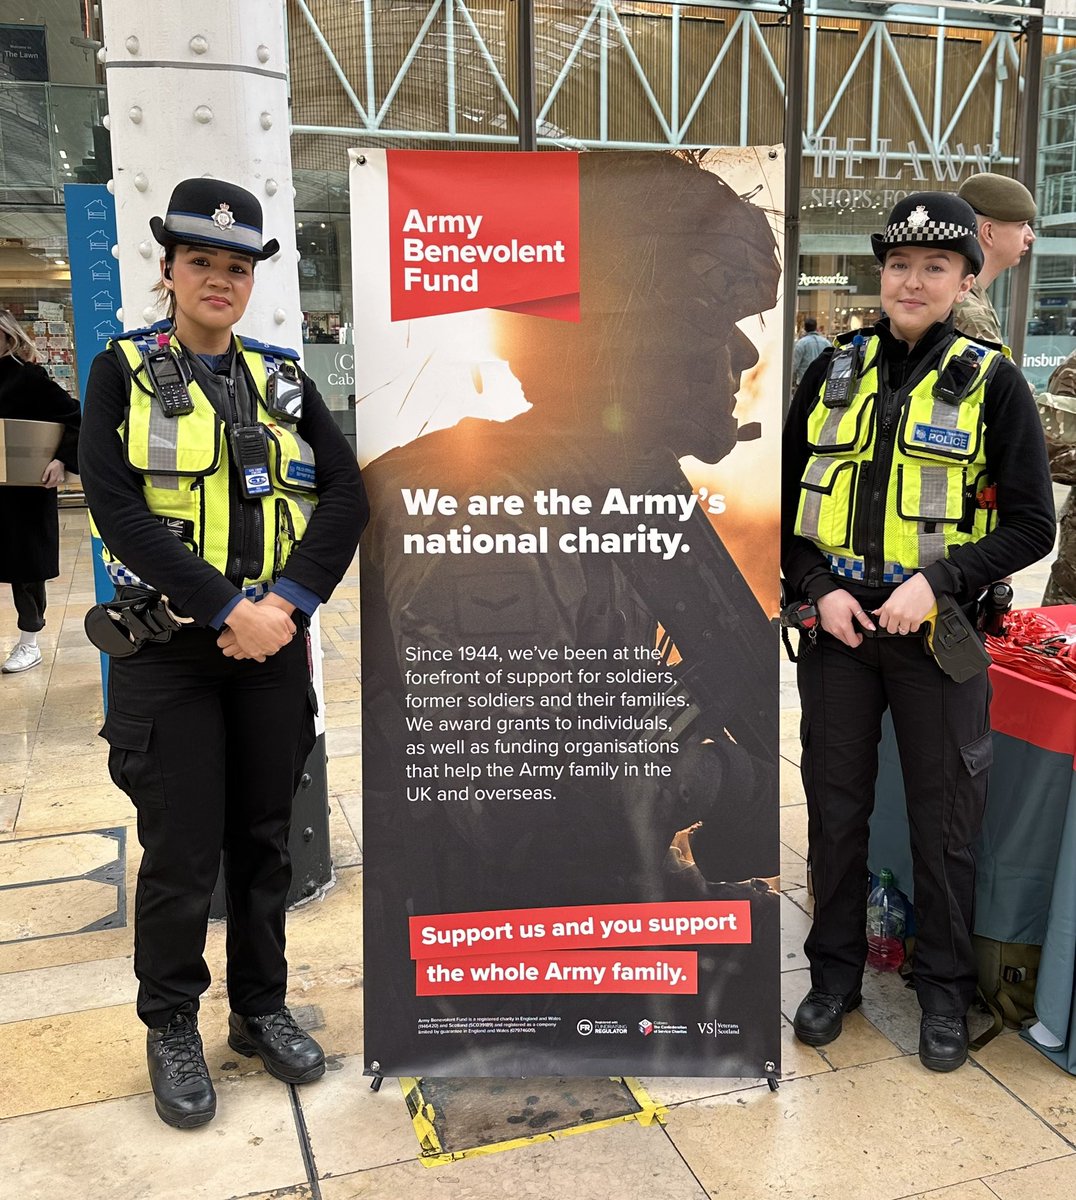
[490,152,780,466]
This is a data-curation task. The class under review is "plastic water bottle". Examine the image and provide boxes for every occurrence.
[866,868,906,971]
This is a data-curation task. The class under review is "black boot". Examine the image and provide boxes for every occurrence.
[919,1013,968,1072]
[792,987,862,1046]
[146,1006,216,1129]
[228,1007,326,1084]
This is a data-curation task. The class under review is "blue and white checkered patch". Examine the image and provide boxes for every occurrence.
[105,561,270,602]
[882,563,914,584]
[106,562,147,588]
[826,554,866,581]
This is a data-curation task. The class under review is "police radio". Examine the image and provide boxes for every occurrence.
[822,338,863,409]
[230,425,272,499]
[266,361,304,422]
[143,340,195,417]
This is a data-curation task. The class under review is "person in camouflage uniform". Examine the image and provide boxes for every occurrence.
[1039,352,1076,604]
[955,279,1003,345]
[953,173,1036,345]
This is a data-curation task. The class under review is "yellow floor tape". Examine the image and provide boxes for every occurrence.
[400,1076,667,1168]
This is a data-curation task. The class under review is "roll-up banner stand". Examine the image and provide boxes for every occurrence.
[356,149,784,1079]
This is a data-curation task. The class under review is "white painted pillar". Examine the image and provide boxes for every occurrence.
[99,2,299,341]
[98,1,334,900]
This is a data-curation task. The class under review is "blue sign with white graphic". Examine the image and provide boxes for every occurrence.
[912,423,970,454]
[64,183,121,404]
[64,183,123,694]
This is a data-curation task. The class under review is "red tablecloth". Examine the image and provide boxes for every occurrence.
[990,605,1076,766]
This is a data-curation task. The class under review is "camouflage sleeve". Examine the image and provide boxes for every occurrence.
[1047,360,1076,397]
[953,295,1003,344]
[1037,356,1076,483]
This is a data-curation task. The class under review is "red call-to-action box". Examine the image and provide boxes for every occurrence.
[409,900,751,961]
[416,950,698,996]
[387,149,580,322]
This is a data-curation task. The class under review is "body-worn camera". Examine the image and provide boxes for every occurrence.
[267,362,304,422]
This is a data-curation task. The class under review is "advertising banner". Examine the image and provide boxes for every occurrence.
[355,148,784,1078]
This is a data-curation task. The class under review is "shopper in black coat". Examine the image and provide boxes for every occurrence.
[0,309,80,674]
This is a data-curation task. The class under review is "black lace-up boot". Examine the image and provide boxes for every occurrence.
[919,1013,969,1072]
[146,1005,216,1128]
[792,986,863,1046]
[228,1006,326,1084]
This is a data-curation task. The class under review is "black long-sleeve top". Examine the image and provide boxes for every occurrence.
[781,317,1056,609]
[80,342,369,627]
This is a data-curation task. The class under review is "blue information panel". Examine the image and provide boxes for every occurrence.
[64,183,122,688]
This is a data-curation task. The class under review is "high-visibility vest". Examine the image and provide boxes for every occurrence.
[793,333,1001,587]
[92,328,318,590]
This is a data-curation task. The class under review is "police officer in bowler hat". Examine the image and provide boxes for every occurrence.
[80,178,368,1128]
[782,192,1054,1071]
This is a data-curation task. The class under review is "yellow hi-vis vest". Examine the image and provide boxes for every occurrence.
[92,331,318,590]
[793,333,1001,588]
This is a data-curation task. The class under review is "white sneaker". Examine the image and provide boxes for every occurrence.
[2,643,41,674]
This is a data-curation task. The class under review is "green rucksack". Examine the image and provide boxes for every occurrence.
[968,935,1041,1050]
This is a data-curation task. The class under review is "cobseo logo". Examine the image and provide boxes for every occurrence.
[638,1019,654,1036]
[576,1019,594,1036]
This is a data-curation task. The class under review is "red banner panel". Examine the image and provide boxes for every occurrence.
[416,950,699,995]
[409,900,752,960]
[387,150,580,321]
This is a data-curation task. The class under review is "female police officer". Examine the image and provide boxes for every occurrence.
[782,193,1054,1072]
[80,178,367,1128]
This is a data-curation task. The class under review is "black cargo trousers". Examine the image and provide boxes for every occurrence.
[797,629,992,1016]
[100,626,317,1028]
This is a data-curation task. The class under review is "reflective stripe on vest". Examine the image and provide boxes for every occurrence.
[794,333,999,585]
[91,332,319,590]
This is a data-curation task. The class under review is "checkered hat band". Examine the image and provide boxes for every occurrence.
[165,211,262,253]
[883,219,976,244]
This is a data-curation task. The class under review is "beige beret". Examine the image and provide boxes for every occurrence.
[958,173,1037,222]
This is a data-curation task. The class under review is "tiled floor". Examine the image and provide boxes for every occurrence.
[1,505,1074,1199]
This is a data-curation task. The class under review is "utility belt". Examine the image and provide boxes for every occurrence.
[84,586,192,658]
[858,623,926,639]
[779,580,1013,681]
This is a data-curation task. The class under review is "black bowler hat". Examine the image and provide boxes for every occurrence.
[870,192,983,275]
[150,177,279,261]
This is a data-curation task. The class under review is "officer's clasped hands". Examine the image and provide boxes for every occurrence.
[217,594,296,661]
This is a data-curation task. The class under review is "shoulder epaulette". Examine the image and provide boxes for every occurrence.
[110,321,172,361]
[238,335,300,361]
[112,320,171,343]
